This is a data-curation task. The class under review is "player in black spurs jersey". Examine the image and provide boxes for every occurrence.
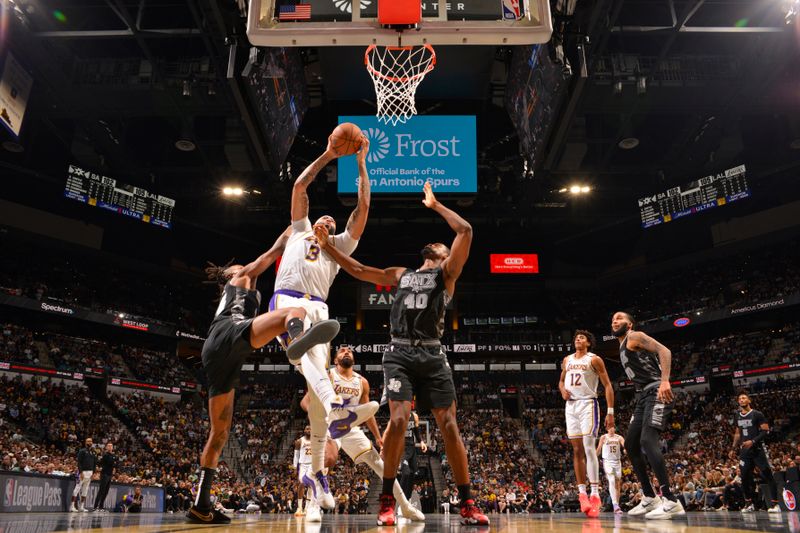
[314,182,488,527]
[730,393,782,513]
[611,311,685,520]
[186,230,340,525]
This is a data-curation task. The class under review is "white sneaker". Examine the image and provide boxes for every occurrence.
[400,504,425,522]
[328,401,379,439]
[302,470,335,510]
[305,503,322,522]
[741,504,755,513]
[69,505,79,513]
[628,496,661,516]
[645,499,685,519]
[768,505,782,513]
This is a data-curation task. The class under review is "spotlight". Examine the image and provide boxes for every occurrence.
[118,313,126,318]
[222,187,233,195]
[559,188,567,193]
[232,187,243,196]
[580,186,590,193]
[569,185,581,194]
[636,75,646,96]
[618,137,640,150]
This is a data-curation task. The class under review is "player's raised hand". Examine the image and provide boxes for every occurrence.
[356,135,370,164]
[313,223,330,249]
[325,134,341,159]
[422,181,438,208]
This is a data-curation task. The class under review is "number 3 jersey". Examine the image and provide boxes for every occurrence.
[274,217,358,300]
[390,267,449,341]
[564,353,599,400]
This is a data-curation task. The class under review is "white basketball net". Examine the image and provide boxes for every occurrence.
[365,44,436,126]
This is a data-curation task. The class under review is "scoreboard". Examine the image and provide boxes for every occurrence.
[64,164,174,228]
[638,164,750,229]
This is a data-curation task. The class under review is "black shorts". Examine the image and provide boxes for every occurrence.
[631,386,673,431]
[381,342,455,413]
[739,445,773,475]
[201,317,254,397]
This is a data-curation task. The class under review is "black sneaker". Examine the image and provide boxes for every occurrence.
[186,506,231,524]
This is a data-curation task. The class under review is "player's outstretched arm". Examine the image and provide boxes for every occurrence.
[422,182,472,287]
[313,224,405,286]
[627,330,673,403]
[360,378,383,448]
[291,138,338,223]
[237,226,292,282]
[345,136,371,240]
[592,356,615,429]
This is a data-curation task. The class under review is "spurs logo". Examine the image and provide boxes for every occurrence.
[387,378,402,393]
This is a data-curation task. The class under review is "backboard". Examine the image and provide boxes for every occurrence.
[247,0,553,47]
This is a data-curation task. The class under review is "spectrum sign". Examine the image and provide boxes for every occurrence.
[490,254,539,274]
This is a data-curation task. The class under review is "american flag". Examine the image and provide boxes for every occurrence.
[278,3,312,20]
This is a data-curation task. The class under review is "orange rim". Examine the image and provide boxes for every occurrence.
[364,44,436,83]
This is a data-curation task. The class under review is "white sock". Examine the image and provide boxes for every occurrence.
[578,484,587,495]
[300,354,336,415]
[590,483,599,497]
[607,475,619,505]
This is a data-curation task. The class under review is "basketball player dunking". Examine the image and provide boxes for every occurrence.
[611,311,685,519]
[558,329,614,517]
[730,392,782,513]
[314,183,489,526]
[186,231,340,524]
[298,347,424,523]
[596,427,625,513]
[270,135,378,510]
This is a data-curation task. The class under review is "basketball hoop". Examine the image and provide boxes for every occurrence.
[365,44,436,126]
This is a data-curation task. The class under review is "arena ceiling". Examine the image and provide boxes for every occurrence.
[0,0,799,262]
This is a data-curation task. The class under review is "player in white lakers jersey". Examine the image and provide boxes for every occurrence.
[270,134,378,510]
[558,329,615,517]
[300,347,424,523]
[293,426,313,516]
[597,427,625,514]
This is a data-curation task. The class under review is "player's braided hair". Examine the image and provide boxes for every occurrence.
[204,259,235,292]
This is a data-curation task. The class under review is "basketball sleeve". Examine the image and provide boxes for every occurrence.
[332,230,359,256]
[292,217,312,233]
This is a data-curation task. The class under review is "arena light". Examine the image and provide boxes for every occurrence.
[580,186,590,193]
[569,185,581,194]
[222,186,246,197]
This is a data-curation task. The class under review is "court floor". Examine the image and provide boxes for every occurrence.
[0,512,797,533]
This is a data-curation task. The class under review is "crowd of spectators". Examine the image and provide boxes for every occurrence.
[0,323,41,366]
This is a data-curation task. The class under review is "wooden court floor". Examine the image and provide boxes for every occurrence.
[0,511,796,532]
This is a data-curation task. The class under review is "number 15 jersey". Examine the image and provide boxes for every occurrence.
[390,267,450,341]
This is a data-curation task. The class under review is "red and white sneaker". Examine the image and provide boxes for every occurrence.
[460,499,489,526]
[588,493,601,517]
[579,493,592,514]
[377,494,396,526]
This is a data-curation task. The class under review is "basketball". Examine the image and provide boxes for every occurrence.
[330,122,363,156]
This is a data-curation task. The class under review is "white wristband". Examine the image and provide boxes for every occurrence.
[607,408,614,415]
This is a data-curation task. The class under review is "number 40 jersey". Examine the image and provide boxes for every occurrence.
[389,267,450,341]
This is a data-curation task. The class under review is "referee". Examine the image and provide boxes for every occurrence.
[93,443,116,512]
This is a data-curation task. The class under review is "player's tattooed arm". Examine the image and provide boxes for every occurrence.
[345,135,371,240]
[313,224,405,286]
[628,330,673,402]
[291,138,338,222]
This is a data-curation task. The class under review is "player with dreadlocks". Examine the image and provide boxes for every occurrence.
[186,229,340,524]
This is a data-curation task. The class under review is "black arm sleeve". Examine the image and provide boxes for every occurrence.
[412,426,423,444]
[751,411,768,445]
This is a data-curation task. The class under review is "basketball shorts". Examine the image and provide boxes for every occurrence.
[333,427,373,464]
[268,291,329,350]
[631,386,673,431]
[297,463,312,485]
[604,461,622,478]
[201,317,255,397]
[564,398,600,438]
[381,342,455,413]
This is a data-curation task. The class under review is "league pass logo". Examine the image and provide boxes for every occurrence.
[4,479,14,507]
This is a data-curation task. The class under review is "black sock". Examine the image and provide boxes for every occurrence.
[196,467,216,510]
[660,484,676,502]
[286,318,304,339]
[458,484,472,503]
[382,477,395,496]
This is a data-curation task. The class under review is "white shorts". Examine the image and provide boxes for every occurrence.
[333,428,373,463]
[565,398,600,439]
[604,461,622,478]
[269,292,330,348]
[73,470,93,497]
[298,463,313,484]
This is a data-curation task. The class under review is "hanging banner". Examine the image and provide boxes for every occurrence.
[0,52,33,137]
